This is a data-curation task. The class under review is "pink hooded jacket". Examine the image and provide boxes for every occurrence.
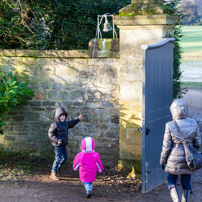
[73,137,103,182]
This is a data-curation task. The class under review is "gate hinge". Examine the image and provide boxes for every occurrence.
[145,162,152,192]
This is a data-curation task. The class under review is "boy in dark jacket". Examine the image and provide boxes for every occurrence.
[48,107,83,180]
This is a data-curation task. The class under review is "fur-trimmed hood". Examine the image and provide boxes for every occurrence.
[54,107,68,123]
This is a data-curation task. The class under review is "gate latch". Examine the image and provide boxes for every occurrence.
[146,127,150,135]
[137,127,142,133]
[137,127,150,135]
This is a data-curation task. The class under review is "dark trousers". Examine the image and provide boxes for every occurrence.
[52,146,68,174]
[167,173,191,190]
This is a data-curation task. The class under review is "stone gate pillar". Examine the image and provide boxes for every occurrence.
[114,0,179,177]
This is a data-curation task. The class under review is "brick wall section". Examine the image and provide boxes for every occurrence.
[0,49,120,168]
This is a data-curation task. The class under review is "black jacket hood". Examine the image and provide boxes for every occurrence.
[54,107,68,123]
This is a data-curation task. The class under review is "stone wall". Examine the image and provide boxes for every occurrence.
[0,49,120,168]
[0,9,179,176]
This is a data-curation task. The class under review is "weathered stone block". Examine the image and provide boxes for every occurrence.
[126,127,142,145]
[4,141,18,148]
[100,124,108,130]
[111,114,119,125]
[26,135,41,141]
[87,128,101,137]
[30,101,41,107]
[32,107,46,111]
[4,136,15,141]
[26,113,40,121]
[62,101,72,107]
[82,123,97,130]
[72,135,84,142]
[42,101,56,107]
[99,66,117,78]
[72,102,83,107]
[127,144,142,160]
[9,112,18,115]
[104,130,118,139]
[2,127,13,132]
[68,50,90,58]
[96,147,119,155]
[55,65,69,77]
[85,101,100,109]
[28,83,39,90]
[85,92,100,102]
[70,91,83,102]
[88,39,119,52]
[3,49,16,56]
[53,83,63,91]
[59,92,69,100]
[12,122,24,126]
[71,128,87,137]
[41,111,54,121]
[110,126,120,131]
[67,141,77,147]
[41,66,55,76]
[11,116,24,121]
[48,91,58,100]
[34,90,48,100]
[101,154,118,161]
[101,101,114,108]
[40,82,51,90]
[16,136,25,141]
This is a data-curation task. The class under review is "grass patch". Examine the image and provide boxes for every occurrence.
[181,82,202,89]
[0,149,51,184]
[179,26,202,57]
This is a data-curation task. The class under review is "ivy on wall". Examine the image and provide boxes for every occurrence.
[0,72,34,135]
[164,0,186,98]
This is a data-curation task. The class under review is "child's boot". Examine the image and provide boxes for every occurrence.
[84,183,92,198]
[86,189,92,198]
[50,171,60,180]
[89,183,93,195]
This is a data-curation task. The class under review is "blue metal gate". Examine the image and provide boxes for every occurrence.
[141,38,175,193]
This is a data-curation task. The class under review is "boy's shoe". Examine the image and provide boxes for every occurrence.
[50,172,60,180]
[86,189,92,198]
[57,169,62,177]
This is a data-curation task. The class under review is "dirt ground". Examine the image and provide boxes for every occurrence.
[0,89,201,202]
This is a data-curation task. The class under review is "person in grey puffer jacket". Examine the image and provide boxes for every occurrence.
[160,99,201,202]
[48,107,83,180]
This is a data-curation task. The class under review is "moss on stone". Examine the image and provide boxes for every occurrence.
[118,159,142,179]
[119,3,163,16]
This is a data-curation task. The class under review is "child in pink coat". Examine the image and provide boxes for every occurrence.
[73,137,103,198]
